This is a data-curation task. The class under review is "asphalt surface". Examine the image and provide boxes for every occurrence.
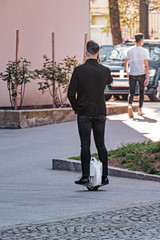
[0,102,160,239]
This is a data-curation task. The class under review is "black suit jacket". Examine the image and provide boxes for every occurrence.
[67,58,113,116]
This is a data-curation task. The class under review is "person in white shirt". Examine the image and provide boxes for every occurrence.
[125,33,149,117]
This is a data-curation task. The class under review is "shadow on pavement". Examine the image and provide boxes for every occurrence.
[133,116,157,123]
[105,119,149,150]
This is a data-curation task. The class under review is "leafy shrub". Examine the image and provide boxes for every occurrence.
[0,58,35,109]
[36,55,79,108]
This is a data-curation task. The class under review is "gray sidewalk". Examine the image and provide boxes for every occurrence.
[0,102,160,239]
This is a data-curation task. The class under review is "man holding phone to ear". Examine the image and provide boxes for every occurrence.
[68,40,113,186]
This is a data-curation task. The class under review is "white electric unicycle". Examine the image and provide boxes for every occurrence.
[86,157,103,191]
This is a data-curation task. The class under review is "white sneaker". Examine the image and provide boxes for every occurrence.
[128,106,134,118]
[138,109,144,116]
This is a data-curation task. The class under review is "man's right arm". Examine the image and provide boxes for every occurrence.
[67,68,78,113]
[125,58,129,78]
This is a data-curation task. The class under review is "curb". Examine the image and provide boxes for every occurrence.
[107,104,138,115]
[0,104,138,129]
[52,158,160,183]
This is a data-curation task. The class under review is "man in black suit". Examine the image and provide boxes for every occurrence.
[68,40,113,185]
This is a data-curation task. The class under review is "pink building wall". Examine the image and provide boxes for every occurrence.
[0,0,90,107]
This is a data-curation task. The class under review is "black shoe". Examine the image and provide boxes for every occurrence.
[75,176,89,185]
[102,176,109,185]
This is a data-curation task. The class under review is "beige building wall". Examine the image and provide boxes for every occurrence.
[0,0,90,107]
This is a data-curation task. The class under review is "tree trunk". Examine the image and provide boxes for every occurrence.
[83,33,88,62]
[139,0,149,38]
[108,0,122,45]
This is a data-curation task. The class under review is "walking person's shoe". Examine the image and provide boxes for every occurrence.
[102,176,109,185]
[75,176,89,185]
[138,108,144,116]
[128,105,134,118]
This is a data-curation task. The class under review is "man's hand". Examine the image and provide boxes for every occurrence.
[144,78,149,86]
[98,56,102,64]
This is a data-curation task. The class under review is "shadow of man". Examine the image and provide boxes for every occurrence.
[133,116,157,123]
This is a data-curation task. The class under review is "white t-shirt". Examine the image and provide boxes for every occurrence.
[126,46,149,76]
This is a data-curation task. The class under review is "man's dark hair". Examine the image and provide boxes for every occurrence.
[135,33,144,43]
[87,40,100,55]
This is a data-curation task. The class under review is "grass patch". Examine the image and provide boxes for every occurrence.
[69,141,160,175]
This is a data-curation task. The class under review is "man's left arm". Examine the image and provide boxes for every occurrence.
[144,59,149,86]
[144,49,149,86]
[107,69,113,85]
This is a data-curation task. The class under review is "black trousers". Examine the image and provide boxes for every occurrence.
[128,74,145,108]
[77,115,108,177]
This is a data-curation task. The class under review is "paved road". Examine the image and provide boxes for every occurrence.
[0,102,160,239]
